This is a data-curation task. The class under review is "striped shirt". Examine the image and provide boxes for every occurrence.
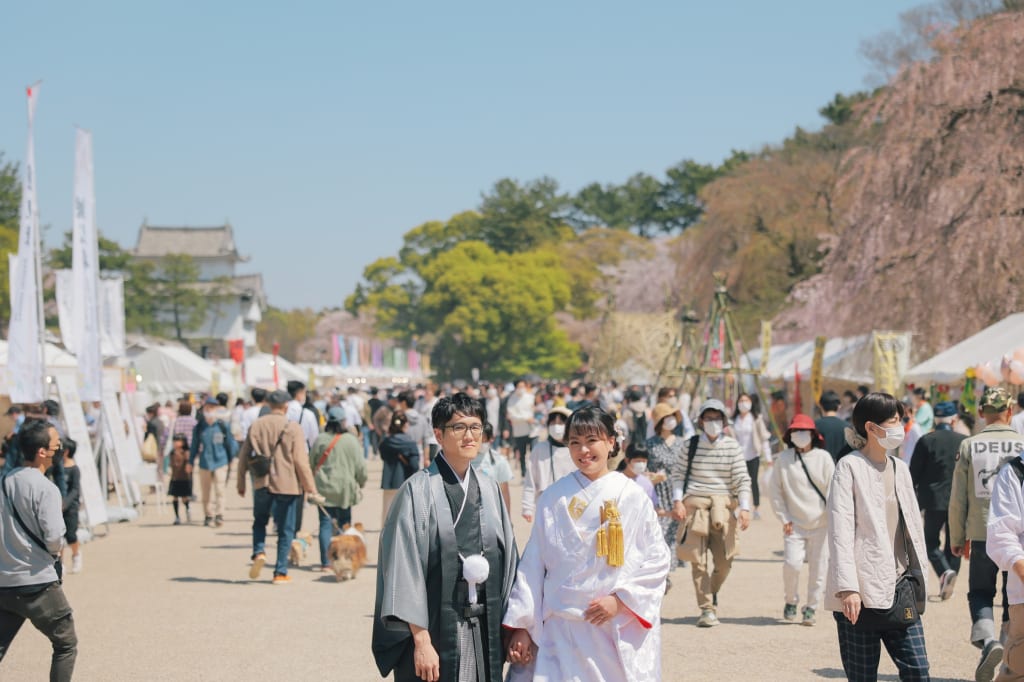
[670,433,752,510]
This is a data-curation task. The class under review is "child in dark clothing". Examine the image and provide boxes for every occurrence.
[168,435,193,524]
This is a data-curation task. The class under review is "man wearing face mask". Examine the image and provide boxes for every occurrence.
[190,397,239,528]
[949,387,1024,679]
[521,407,574,523]
[769,415,835,626]
[670,399,752,627]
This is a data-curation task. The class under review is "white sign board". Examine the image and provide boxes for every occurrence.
[53,372,108,527]
[102,385,142,506]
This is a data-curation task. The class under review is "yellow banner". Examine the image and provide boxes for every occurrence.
[810,336,826,404]
[760,321,772,374]
[872,332,901,395]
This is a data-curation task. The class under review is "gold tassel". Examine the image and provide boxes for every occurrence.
[606,501,624,567]
[596,526,607,558]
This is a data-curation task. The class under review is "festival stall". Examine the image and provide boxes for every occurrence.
[902,312,1024,386]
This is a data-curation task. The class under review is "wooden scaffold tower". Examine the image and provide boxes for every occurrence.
[660,274,782,440]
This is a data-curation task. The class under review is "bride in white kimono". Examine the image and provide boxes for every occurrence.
[503,407,670,682]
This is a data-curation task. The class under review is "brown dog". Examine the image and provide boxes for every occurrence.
[289,531,314,566]
[329,523,367,581]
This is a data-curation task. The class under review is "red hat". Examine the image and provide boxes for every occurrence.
[784,413,823,448]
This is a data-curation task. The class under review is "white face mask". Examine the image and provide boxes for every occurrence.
[487,389,497,398]
[791,431,812,449]
[737,401,752,414]
[549,424,566,441]
[631,461,648,475]
[703,420,723,439]
[662,417,678,432]
[666,396,679,408]
[874,424,905,450]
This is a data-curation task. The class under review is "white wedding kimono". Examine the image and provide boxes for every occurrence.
[503,471,670,682]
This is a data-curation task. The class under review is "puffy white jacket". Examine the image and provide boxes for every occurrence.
[987,458,1024,606]
[825,451,928,613]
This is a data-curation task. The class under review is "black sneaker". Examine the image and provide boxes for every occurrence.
[214,515,224,528]
[801,606,816,626]
[976,640,1003,682]
[783,603,798,621]
[203,516,212,527]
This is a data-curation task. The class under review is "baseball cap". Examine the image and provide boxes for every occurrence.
[980,387,1013,413]
[267,390,291,406]
[934,401,957,418]
[327,406,346,422]
[203,396,219,406]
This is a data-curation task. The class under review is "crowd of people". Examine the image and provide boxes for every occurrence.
[5,376,1024,680]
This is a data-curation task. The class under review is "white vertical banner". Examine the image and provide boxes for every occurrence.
[58,271,125,359]
[99,276,125,357]
[55,269,77,353]
[53,372,108,527]
[8,83,45,403]
[71,128,102,401]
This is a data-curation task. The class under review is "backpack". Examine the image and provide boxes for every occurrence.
[1009,458,1024,486]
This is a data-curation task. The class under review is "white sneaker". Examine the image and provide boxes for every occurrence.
[71,555,83,574]
[939,569,957,601]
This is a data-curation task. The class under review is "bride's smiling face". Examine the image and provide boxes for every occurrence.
[568,427,615,481]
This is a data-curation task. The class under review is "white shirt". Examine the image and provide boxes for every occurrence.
[240,404,263,440]
[287,400,320,449]
[507,391,535,438]
[522,439,575,518]
[987,458,1024,605]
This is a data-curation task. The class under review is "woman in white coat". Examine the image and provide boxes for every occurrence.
[826,392,930,681]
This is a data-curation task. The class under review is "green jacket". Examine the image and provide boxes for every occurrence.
[949,424,1024,545]
[309,431,367,509]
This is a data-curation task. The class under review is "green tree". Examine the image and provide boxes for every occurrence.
[48,231,161,334]
[657,159,721,233]
[418,242,579,380]
[0,154,21,328]
[571,182,631,231]
[818,92,871,126]
[477,177,573,253]
[151,254,207,341]
[257,306,319,360]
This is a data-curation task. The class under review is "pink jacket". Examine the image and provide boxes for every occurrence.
[825,451,929,613]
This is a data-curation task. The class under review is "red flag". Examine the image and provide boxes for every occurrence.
[228,339,245,364]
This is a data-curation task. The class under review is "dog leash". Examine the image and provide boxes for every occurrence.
[313,502,343,535]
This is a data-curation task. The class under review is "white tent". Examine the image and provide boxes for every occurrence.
[211,353,306,390]
[903,313,1024,384]
[744,333,911,384]
[131,345,234,399]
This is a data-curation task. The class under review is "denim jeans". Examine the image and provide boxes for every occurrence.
[361,426,371,459]
[317,505,352,566]
[0,582,77,682]
[251,487,302,576]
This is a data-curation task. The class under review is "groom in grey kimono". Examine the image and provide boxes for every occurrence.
[373,392,518,682]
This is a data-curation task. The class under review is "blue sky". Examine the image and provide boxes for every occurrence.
[0,0,921,310]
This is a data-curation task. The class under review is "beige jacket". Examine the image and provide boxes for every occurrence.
[237,414,317,496]
[825,452,928,613]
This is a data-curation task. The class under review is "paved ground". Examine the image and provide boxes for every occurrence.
[6,459,984,681]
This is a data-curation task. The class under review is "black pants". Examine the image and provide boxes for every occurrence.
[0,582,77,682]
[967,539,1009,646]
[922,509,959,579]
[746,458,761,508]
[512,436,531,477]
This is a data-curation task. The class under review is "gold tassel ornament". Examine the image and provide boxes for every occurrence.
[596,526,607,558]
[606,501,624,567]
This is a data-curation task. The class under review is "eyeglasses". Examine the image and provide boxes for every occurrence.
[446,423,484,438]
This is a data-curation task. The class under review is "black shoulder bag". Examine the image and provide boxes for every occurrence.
[247,426,288,478]
[795,451,827,505]
[854,457,920,631]
[0,474,62,581]
[681,435,701,496]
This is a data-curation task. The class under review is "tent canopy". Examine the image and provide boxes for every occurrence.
[903,313,1024,384]
[131,345,234,399]
[744,333,911,385]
